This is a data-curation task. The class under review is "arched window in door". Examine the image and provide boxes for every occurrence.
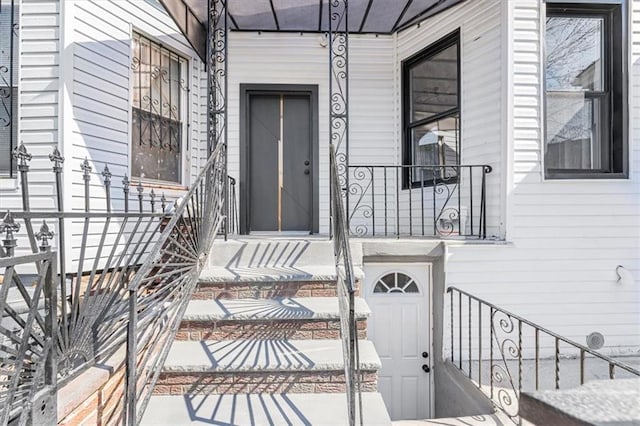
[373,272,419,294]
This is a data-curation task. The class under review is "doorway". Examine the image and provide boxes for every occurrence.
[240,85,319,234]
[364,263,433,420]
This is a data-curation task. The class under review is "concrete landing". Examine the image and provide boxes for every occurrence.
[163,339,381,372]
[141,392,392,425]
[202,239,364,282]
[183,297,371,321]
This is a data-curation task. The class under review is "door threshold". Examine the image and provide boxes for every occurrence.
[249,231,312,236]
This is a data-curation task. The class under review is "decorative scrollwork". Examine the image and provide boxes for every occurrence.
[347,166,373,235]
[488,310,521,423]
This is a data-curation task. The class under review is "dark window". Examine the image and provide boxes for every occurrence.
[131,33,187,184]
[1,0,19,177]
[403,30,460,187]
[544,2,627,178]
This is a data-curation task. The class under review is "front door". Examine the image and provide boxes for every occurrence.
[244,91,314,233]
[364,263,432,420]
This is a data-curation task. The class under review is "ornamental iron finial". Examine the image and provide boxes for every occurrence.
[49,147,64,172]
[160,193,167,213]
[35,220,54,252]
[13,143,32,172]
[0,211,20,256]
[122,174,130,192]
[102,164,112,185]
[149,189,156,212]
[81,158,92,181]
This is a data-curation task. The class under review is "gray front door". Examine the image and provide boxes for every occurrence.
[247,93,313,232]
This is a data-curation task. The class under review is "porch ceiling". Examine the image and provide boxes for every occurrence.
[160,0,466,62]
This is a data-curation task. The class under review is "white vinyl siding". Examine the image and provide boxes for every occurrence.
[445,0,640,356]
[0,0,60,256]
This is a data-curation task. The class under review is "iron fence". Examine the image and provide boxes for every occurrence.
[330,144,362,426]
[447,286,640,423]
[347,164,492,238]
[0,142,228,425]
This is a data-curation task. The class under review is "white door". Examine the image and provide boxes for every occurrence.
[364,263,432,421]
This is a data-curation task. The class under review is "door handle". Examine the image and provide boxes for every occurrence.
[422,364,430,373]
[422,352,429,358]
[304,169,310,175]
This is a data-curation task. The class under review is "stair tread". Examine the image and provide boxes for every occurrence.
[183,296,371,321]
[141,392,391,425]
[163,339,381,372]
[199,264,364,283]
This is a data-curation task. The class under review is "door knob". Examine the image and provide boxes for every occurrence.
[304,160,310,166]
[422,352,429,358]
[422,364,430,373]
[304,169,310,175]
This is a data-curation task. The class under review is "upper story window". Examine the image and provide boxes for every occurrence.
[131,32,188,184]
[1,0,19,177]
[403,30,460,187]
[544,2,627,179]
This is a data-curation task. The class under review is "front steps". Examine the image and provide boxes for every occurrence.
[143,239,391,425]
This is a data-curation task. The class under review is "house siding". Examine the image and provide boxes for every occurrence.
[226,32,396,234]
[445,0,640,356]
[396,0,505,239]
[59,0,207,267]
[0,0,60,257]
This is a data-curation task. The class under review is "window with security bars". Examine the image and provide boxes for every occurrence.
[131,32,188,184]
[1,0,19,177]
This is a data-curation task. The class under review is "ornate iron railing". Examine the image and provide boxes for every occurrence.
[330,144,362,426]
[447,286,640,423]
[0,142,228,425]
[347,164,492,238]
[0,251,57,426]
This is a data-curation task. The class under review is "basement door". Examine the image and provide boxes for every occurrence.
[364,263,432,421]
[243,89,316,233]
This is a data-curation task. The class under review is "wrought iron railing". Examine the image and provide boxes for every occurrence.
[447,286,640,423]
[347,164,492,238]
[0,142,228,425]
[330,144,362,426]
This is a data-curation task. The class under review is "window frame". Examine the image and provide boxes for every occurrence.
[129,30,190,187]
[543,2,628,180]
[1,0,19,178]
[401,29,461,189]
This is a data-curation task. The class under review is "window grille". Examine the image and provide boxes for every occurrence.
[0,0,18,177]
[131,32,188,184]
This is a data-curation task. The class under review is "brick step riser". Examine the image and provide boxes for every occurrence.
[176,319,368,341]
[194,281,361,300]
[154,371,378,395]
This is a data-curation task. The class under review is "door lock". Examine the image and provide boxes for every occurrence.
[422,351,429,358]
[422,364,430,373]
[304,160,310,166]
[304,169,310,175]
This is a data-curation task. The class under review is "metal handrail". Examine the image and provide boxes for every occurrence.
[330,144,362,426]
[346,163,492,238]
[0,142,228,425]
[447,286,640,423]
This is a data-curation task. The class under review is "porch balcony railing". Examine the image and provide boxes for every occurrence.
[346,164,492,239]
[330,144,363,426]
[0,142,229,425]
[447,286,640,424]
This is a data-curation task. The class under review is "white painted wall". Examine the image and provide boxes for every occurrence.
[444,0,640,357]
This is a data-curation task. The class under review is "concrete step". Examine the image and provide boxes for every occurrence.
[392,412,511,425]
[156,339,380,395]
[177,297,370,341]
[201,238,364,283]
[141,392,392,425]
